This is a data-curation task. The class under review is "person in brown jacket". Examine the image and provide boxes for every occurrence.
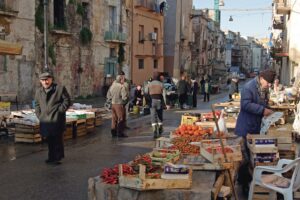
[107,75,129,137]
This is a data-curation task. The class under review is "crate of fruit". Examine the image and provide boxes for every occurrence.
[193,139,242,163]
[149,149,180,165]
[118,164,192,190]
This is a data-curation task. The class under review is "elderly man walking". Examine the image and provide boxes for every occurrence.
[35,70,71,165]
[107,75,129,137]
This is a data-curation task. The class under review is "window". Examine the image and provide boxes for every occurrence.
[54,0,65,29]
[0,0,17,11]
[109,6,117,31]
[0,55,7,72]
[138,25,144,43]
[154,27,158,43]
[82,2,90,28]
[153,59,158,69]
[138,59,144,69]
[110,48,116,57]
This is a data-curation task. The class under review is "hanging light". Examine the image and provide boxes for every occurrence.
[219,0,225,6]
[229,16,233,21]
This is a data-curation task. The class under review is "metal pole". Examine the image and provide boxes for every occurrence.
[44,0,48,70]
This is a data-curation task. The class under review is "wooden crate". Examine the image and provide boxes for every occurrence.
[118,164,192,190]
[14,123,41,143]
[86,117,95,133]
[250,152,279,167]
[64,121,74,140]
[252,185,277,200]
[181,114,199,125]
[198,139,242,163]
[75,119,87,137]
[247,134,278,153]
[149,149,180,165]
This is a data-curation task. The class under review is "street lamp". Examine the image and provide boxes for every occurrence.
[43,0,48,70]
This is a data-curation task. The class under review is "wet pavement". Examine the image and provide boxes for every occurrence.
[0,89,244,200]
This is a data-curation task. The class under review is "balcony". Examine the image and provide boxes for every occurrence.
[276,1,291,15]
[0,1,18,18]
[135,0,156,12]
[273,16,284,29]
[104,31,127,44]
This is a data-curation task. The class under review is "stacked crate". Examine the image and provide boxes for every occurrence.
[64,119,75,140]
[14,123,41,143]
[268,127,296,160]
[86,117,95,133]
[94,110,103,127]
[247,134,279,167]
[247,134,279,200]
[76,119,87,137]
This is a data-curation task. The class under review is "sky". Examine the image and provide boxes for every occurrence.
[193,0,273,39]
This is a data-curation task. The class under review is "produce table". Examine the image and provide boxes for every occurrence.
[88,171,216,200]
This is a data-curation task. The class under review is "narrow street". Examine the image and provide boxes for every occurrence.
[0,88,234,200]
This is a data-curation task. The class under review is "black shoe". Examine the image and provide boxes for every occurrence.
[45,159,54,164]
[111,130,117,137]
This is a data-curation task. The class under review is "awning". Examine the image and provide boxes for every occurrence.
[0,39,22,55]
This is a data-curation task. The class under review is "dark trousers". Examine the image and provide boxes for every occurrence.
[204,92,210,102]
[229,94,233,100]
[151,99,163,124]
[111,104,125,135]
[47,132,64,161]
[192,94,197,107]
[179,93,187,108]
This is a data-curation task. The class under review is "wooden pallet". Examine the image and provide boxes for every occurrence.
[252,185,277,200]
[118,164,192,190]
[76,119,87,137]
[86,117,95,133]
[15,137,42,143]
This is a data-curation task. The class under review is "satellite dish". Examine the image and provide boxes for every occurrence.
[219,0,225,6]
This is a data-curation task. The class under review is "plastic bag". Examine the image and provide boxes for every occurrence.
[293,103,300,132]
[214,109,228,135]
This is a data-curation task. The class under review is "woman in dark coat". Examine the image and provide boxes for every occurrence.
[35,70,71,165]
[192,80,199,107]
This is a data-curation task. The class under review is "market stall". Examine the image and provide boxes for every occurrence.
[88,108,242,200]
[1,103,105,143]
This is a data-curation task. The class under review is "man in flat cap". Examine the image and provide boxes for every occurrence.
[234,68,276,194]
[35,70,71,165]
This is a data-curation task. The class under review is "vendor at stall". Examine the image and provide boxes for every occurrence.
[273,78,284,93]
[234,69,276,194]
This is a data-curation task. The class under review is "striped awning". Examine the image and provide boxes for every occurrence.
[0,39,22,55]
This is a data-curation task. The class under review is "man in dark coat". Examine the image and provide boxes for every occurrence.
[234,69,276,194]
[35,70,71,165]
[177,75,189,109]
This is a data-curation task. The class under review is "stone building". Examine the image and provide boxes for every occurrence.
[0,0,131,102]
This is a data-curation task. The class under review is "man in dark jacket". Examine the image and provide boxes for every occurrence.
[146,73,164,138]
[235,69,276,194]
[177,75,189,109]
[35,70,71,165]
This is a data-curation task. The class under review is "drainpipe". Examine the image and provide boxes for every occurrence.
[130,0,134,81]
[44,0,48,70]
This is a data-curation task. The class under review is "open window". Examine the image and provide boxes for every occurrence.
[82,2,90,28]
[54,0,65,29]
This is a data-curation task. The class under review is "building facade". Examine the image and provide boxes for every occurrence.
[0,0,131,102]
[164,0,193,78]
[128,0,164,85]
